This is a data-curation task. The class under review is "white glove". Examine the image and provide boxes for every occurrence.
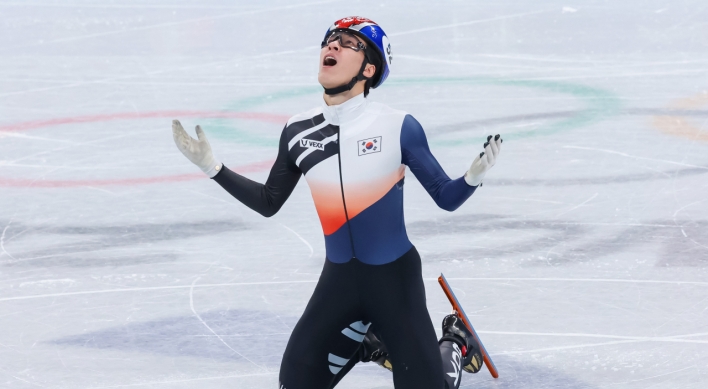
[172,119,222,178]
[464,134,502,186]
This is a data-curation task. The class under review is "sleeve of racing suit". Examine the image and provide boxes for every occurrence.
[212,127,302,217]
[400,114,477,212]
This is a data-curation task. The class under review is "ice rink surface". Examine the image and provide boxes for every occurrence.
[1,0,707,388]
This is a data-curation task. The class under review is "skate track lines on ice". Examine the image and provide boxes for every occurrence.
[387,9,551,37]
[399,54,708,75]
[1,277,706,346]
[0,223,18,262]
[0,110,284,187]
[0,3,337,100]
[184,190,315,259]
[0,9,551,98]
[563,145,708,171]
[83,372,277,389]
[456,109,707,186]
[0,46,314,99]
[188,277,269,372]
[0,0,341,51]
[1,276,706,304]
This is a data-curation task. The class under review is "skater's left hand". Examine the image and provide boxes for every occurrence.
[464,134,502,186]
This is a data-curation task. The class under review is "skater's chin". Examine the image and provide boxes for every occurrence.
[318,75,347,90]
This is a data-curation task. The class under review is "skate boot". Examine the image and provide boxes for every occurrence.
[440,314,484,373]
[359,328,392,371]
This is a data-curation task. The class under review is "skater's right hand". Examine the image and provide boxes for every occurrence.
[464,134,502,186]
[172,120,222,178]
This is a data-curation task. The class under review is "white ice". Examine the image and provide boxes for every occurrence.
[0,1,707,388]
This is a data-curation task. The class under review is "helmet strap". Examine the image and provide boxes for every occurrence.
[323,55,370,96]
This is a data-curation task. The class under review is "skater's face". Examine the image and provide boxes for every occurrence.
[318,31,376,91]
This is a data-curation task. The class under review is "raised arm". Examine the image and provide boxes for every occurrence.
[173,120,302,217]
[213,128,302,217]
[400,115,476,212]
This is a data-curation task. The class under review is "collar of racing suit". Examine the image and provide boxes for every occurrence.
[321,92,368,126]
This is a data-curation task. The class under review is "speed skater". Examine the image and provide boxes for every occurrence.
[172,16,502,389]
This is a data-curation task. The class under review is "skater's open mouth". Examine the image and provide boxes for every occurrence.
[323,56,337,66]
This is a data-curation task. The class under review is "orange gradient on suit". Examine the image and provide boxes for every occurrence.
[308,180,348,235]
[309,165,405,235]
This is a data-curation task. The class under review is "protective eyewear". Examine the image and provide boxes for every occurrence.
[321,31,367,52]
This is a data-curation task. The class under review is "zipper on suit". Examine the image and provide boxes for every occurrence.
[336,127,357,260]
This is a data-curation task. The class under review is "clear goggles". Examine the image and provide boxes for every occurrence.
[321,31,367,52]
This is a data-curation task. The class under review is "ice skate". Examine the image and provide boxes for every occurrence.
[359,328,392,371]
[441,314,484,373]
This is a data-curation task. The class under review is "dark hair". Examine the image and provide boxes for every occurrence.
[363,45,383,97]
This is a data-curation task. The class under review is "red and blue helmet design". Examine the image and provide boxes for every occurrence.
[324,17,392,89]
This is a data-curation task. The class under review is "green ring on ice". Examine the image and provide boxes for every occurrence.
[205,76,620,147]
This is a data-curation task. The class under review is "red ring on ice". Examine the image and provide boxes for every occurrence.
[0,110,288,188]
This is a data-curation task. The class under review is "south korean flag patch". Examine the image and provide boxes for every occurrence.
[358,136,382,156]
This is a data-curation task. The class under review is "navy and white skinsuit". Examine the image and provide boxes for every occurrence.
[212,93,478,388]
